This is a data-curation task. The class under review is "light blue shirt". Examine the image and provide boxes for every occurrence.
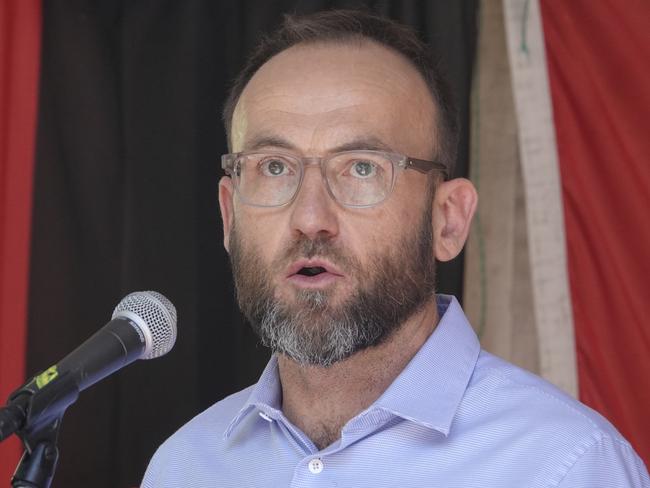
[142,295,649,487]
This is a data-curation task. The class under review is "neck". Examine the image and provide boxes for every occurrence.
[278,297,439,450]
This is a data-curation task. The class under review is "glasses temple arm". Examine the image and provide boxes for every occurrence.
[406,158,449,179]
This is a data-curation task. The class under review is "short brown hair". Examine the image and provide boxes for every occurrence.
[222,9,458,175]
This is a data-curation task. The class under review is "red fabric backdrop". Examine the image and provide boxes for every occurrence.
[541,0,650,465]
[0,0,41,480]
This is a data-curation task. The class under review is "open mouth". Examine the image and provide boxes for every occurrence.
[296,266,327,277]
[286,260,343,287]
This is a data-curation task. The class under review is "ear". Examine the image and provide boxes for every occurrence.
[432,178,478,262]
[218,176,235,253]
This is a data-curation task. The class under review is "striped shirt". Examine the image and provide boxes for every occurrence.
[142,295,649,487]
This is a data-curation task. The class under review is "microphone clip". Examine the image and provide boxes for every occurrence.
[2,369,79,488]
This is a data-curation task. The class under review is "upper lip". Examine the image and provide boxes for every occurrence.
[286,258,344,277]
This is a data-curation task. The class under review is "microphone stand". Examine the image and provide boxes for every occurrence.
[3,371,77,488]
[11,416,62,488]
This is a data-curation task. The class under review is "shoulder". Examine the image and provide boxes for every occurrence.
[457,351,649,486]
[141,385,254,487]
[468,351,617,436]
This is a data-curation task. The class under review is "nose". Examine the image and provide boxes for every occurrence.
[288,166,340,240]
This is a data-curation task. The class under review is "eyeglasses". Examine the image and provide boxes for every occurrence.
[221,150,448,208]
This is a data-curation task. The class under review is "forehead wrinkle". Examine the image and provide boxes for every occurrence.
[241,104,432,160]
[246,85,423,118]
[244,133,296,152]
[241,104,387,150]
[244,130,398,156]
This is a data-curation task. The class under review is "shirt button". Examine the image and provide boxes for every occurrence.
[258,411,272,422]
[308,458,324,474]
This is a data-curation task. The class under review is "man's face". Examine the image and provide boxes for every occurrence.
[222,41,440,366]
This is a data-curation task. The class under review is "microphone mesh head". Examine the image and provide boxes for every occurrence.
[112,291,177,359]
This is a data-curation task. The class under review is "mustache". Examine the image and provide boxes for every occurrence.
[276,235,360,273]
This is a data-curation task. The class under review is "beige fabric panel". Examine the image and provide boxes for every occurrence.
[503,0,577,396]
[464,0,540,375]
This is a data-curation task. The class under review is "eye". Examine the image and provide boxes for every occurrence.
[260,158,292,177]
[349,160,377,178]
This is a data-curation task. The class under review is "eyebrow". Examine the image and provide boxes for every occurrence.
[245,134,296,152]
[243,134,396,154]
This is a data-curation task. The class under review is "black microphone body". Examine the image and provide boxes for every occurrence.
[57,316,145,391]
[0,316,146,441]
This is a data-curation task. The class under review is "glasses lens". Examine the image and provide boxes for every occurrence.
[235,153,300,206]
[325,152,394,206]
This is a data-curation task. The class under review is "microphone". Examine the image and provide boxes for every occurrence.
[0,291,177,441]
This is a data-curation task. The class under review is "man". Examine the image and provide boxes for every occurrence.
[142,10,649,487]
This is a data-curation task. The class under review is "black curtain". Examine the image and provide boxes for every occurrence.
[27,1,477,486]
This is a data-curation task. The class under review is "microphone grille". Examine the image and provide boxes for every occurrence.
[112,291,177,359]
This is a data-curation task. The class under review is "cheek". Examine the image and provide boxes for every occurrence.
[340,210,405,263]
[349,188,429,254]
[235,210,290,263]
[393,176,431,223]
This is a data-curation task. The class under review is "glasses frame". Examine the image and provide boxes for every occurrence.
[220,149,449,208]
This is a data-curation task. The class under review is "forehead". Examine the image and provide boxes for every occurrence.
[232,41,437,156]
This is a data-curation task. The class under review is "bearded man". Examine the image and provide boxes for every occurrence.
[142,9,649,487]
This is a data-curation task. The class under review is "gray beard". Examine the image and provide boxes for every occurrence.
[229,204,437,367]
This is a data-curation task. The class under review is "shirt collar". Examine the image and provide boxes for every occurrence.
[224,355,282,438]
[225,294,480,439]
[371,294,480,436]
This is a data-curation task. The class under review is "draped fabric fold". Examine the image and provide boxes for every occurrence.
[541,0,650,466]
[0,0,41,480]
